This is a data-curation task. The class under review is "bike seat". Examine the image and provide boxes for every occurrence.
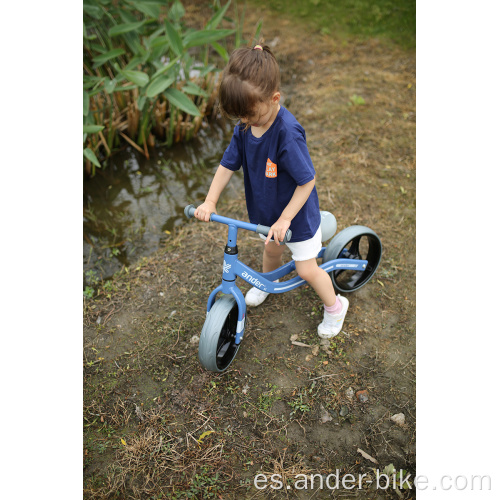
[320,211,337,242]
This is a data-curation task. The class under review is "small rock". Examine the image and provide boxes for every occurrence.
[319,405,332,424]
[189,335,200,345]
[356,390,369,403]
[340,405,349,417]
[305,354,313,362]
[319,338,330,346]
[311,345,320,356]
[346,387,354,400]
[390,413,405,426]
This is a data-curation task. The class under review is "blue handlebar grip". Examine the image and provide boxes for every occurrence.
[184,204,196,219]
[256,224,292,243]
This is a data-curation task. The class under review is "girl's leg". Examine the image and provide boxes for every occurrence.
[263,242,287,272]
[245,243,286,307]
[294,258,336,306]
[295,258,349,339]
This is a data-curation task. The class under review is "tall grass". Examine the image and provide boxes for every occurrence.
[83,0,242,176]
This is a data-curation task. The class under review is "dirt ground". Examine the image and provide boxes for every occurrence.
[83,4,415,499]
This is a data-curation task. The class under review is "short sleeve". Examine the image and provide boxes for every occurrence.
[220,125,242,171]
[279,135,316,185]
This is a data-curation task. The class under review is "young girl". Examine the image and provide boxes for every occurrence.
[194,45,348,339]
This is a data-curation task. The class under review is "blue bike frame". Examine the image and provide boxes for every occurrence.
[202,212,368,346]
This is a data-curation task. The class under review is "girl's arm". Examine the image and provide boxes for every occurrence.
[265,177,316,245]
[194,164,235,222]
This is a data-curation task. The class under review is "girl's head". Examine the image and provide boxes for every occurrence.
[218,45,281,126]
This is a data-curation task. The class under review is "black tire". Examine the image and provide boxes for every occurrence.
[322,226,382,293]
[198,295,240,372]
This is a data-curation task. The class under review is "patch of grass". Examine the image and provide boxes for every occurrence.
[257,383,281,413]
[250,0,415,48]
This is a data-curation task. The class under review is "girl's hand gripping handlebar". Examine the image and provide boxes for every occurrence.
[184,204,292,243]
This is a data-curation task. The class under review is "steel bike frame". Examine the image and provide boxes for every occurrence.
[204,212,368,347]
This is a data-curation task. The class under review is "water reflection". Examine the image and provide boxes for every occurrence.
[83,119,242,283]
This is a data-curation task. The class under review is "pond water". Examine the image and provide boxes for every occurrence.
[83,119,243,285]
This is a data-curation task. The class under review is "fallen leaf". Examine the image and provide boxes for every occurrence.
[198,430,215,443]
[121,438,127,446]
[292,341,312,348]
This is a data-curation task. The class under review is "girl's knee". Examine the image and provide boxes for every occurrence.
[264,243,286,258]
[295,259,320,282]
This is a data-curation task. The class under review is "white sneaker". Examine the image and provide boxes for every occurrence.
[245,280,278,307]
[245,287,269,307]
[317,295,349,339]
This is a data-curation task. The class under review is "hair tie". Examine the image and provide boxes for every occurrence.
[253,45,263,51]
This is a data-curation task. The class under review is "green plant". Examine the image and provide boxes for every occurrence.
[84,286,95,299]
[85,269,100,286]
[348,94,366,106]
[173,466,226,498]
[257,383,280,413]
[83,0,239,175]
[288,391,311,416]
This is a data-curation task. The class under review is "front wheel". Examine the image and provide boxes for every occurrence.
[198,295,240,372]
[322,225,382,293]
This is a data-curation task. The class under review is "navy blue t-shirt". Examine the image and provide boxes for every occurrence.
[220,106,321,242]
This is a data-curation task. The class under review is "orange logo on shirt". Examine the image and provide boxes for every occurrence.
[265,158,277,178]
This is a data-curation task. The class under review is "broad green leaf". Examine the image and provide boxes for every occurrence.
[146,75,175,98]
[150,35,169,49]
[121,70,149,87]
[165,21,183,56]
[182,81,208,97]
[164,88,201,117]
[83,125,105,134]
[83,91,89,117]
[183,29,235,49]
[210,41,229,63]
[104,78,117,94]
[83,148,101,168]
[124,55,143,71]
[127,1,160,19]
[92,48,126,67]
[206,1,231,30]
[118,7,137,24]
[108,21,145,37]
[137,96,147,112]
[83,3,103,19]
[123,30,142,55]
[168,0,185,22]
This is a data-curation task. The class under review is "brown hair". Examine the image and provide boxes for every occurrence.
[218,45,280,122]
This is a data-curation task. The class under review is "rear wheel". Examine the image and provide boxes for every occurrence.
[198,295,240,372]
[322,226,382,293]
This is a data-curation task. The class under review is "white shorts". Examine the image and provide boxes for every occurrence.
[259,226,322,261]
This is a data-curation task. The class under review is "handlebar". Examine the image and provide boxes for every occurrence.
[184,204,292,243]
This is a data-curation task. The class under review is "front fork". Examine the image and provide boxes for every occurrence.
[206,245,246,345]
